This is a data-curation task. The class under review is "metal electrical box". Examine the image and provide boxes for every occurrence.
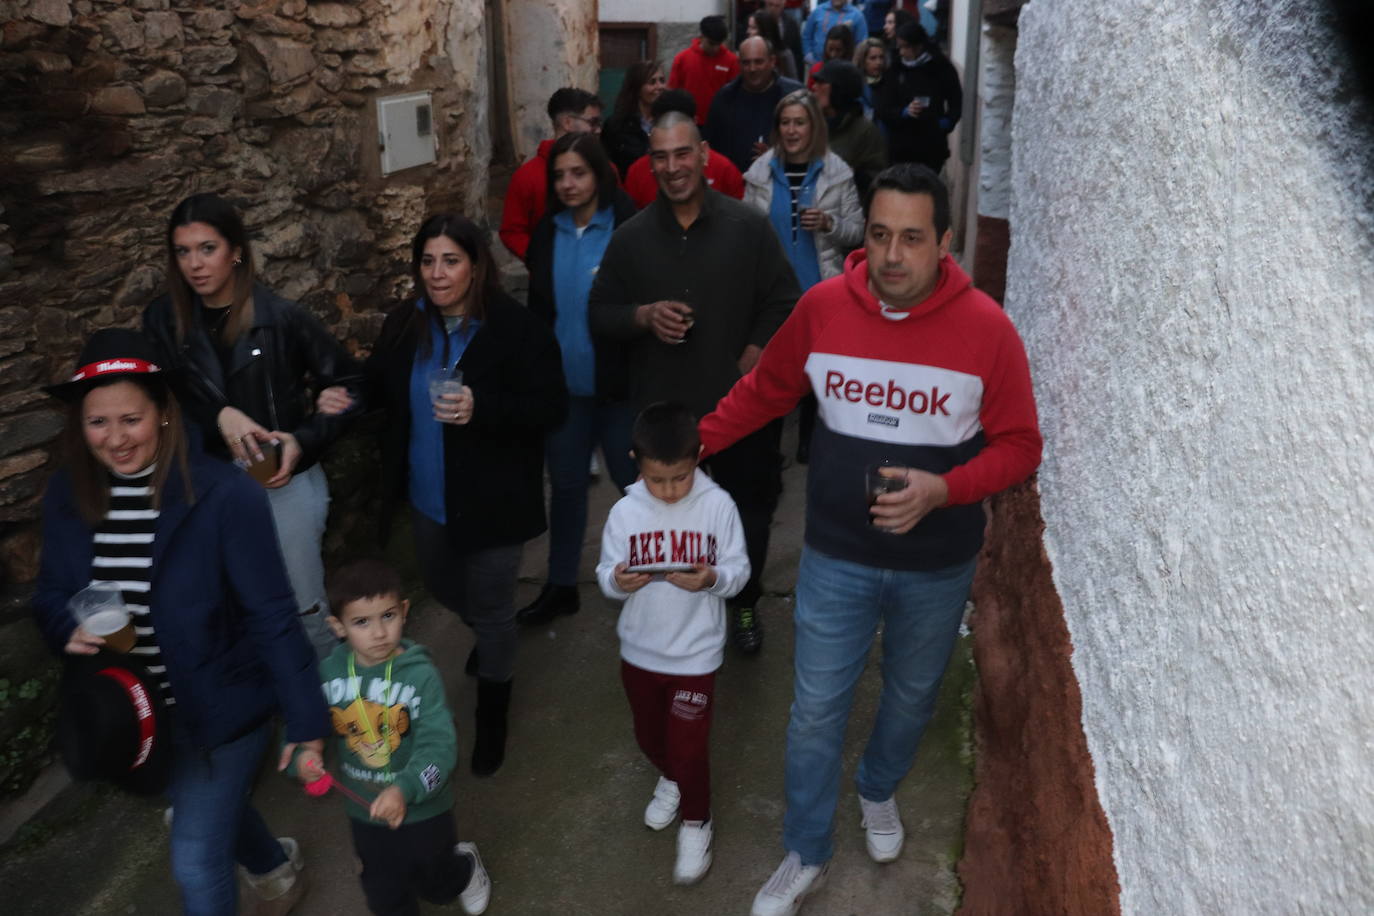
[378,91,437,175]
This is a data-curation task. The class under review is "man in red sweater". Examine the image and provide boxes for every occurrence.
[622,90,744,208]
[668,16,739,126]
[699,164,1042,916]
[499,87,603,261]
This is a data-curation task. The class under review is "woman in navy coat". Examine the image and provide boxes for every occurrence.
[33,328,327,916]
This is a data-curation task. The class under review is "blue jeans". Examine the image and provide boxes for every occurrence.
[783,547,977,865]
[545,396,636,585]
[167,721,288,915]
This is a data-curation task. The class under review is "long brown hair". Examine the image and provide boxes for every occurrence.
[612,60,664,121]
[408,213,501,360]
[62,377,195,526]
[165,193,256,346]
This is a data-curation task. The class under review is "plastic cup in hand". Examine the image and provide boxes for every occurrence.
[68,582,137,652]
[241,438,282,486]
[429,368,464,417]
[866,461,908,532]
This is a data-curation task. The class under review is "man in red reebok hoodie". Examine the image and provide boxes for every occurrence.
[668,16,739,126]
[499,87,603,261]
[699,164,1042,916]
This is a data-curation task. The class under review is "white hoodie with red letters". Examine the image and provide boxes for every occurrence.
[597,469,750,675]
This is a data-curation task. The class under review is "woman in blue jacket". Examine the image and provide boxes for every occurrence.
[516,132,639,627]
[33,329,328,916]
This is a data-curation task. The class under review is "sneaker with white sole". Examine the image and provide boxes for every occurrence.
[456,842,491,915]
[750,851,829,916]
[673,819,713,884]
[644,775,680,830]
[858,795,905,863]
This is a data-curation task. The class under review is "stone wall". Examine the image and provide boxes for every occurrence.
[0,0,491,796]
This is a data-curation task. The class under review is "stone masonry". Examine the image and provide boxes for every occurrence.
[0,0,492,796]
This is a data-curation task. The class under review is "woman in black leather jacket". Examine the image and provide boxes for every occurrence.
[143,193,359,658]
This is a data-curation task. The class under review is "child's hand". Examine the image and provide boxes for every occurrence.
[613,562,653,593]
[666,563,717,592]
[296,748,325,784]
[279,738,324,775]
[369,785,407,829]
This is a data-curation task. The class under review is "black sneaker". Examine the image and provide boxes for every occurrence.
[732,606,763,654]
[516,583,580,627]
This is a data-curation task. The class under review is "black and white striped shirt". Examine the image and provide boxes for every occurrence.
[92,467,172,703]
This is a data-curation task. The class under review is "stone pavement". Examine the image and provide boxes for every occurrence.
[0,419,973,915]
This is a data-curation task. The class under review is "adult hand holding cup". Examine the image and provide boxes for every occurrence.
[430,368,470,424]
[866,461,909,533]
[67,582,137,654]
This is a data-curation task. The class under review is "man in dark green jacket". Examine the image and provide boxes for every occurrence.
[589,112,801,654]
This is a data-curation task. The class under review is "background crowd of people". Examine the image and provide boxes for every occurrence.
[29,7,1038,915]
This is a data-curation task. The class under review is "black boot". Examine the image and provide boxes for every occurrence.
[471,678,512,777]
[515,583,579,627]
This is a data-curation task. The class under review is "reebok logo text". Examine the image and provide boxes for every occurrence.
[824,371,951,416]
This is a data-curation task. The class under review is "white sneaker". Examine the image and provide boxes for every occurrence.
[673,819,713,884]
[750,851,829,916]
[644,776,680,830]
[456,842,491,915]
[858,795,905,863]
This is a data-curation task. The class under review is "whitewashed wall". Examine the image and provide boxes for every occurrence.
[503,0,600,159]
[600,0,726,21]
[1006,1,1374,912]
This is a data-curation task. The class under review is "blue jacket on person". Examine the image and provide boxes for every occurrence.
[803,2,869,63]
[33,446,328,750]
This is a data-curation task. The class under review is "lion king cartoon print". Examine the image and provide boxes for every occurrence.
[332,699,411,769]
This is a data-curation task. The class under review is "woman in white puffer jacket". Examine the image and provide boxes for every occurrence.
[743,88,864,461]
[743,88,864,286]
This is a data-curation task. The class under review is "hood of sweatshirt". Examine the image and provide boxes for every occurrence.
[623,466,722,512]
[840,248,973,323]
[321,637,434,680]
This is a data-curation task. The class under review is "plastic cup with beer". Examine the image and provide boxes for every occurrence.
[68,582,137,653]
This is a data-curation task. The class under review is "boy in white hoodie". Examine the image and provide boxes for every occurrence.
[597,401,750,886]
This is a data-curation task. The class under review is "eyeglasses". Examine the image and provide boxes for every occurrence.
[569,114,603,131]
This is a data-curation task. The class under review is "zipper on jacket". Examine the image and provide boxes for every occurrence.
[251,343,281,432]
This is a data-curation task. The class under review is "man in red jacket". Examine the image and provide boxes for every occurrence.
[668,16,739,126]
[699,164,1042,916]
[499,88,603,261]
[623,90,744,208]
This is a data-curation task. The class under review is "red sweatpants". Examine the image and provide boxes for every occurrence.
[620,660,716,822]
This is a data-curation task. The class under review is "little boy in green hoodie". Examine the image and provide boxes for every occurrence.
[291,558,492,915]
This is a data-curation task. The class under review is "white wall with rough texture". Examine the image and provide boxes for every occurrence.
[1006,1,1374,912]
[976,22,1015,220]
[504,0,601,160]
[600,0,725,23]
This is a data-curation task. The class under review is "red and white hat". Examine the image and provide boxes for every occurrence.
[42,328,175,403]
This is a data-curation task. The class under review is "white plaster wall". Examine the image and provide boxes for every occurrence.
[1006,1,1374,912]
[976,22,1015,220]
[600,0,726,23]
[503,0,601,160]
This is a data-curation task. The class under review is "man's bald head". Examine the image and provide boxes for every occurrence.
[739,35,778,93]
[651,110,702,144]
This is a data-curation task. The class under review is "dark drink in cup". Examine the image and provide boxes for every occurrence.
[245,440,282,486]
[85,608,137,653]
[865,462,907,531]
